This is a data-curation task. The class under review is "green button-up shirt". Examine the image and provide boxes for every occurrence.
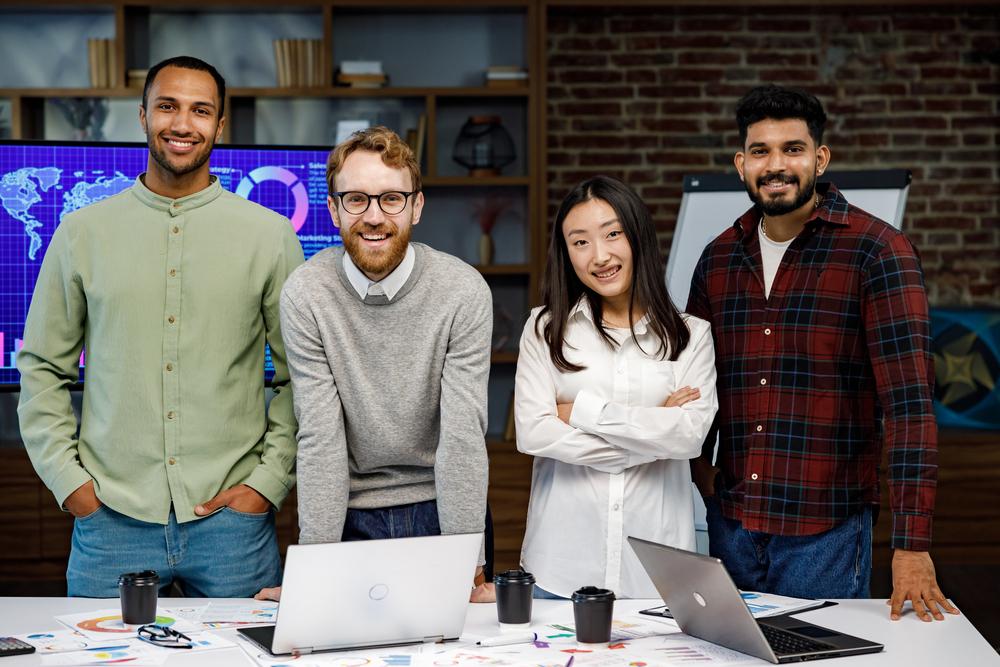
[17,176,304,524]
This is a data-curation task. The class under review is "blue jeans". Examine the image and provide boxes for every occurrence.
[67,505,281,598]
[343,500,441,541]
[705,497,872,599]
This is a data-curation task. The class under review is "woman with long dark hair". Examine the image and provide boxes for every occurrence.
[514,175,718,598]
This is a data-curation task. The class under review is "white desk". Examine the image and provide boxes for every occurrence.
[0,597,996,665]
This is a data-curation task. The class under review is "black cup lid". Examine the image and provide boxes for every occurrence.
[494,569,536,585]
[572,586,615,602]
[119,570,159,585]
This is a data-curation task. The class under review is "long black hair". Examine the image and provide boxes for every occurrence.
[537,175,690,373]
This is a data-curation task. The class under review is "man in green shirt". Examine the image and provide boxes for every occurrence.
[16,56,304,597]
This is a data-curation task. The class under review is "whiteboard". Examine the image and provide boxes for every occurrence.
[666,170,911,311]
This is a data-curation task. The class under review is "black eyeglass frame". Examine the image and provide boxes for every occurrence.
[332,190,420,215]
[137,624,194,649]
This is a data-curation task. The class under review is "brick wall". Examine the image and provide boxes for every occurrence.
[546,7,1000,306]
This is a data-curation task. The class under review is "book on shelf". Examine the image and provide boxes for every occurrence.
[335,72,388,88]
[127,68,148,90]
[486,65,528,88]
[340,60,383,76]
[87,38,115,88]
[273,38,324,88]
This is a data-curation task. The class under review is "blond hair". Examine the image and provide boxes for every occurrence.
[326,126,421,194]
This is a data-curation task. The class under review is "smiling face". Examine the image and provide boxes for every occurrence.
[735,117,829,218]
[139,66,224,192]
[329,149,424,281]
[562,197,634,310]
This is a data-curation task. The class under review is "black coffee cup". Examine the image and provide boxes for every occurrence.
[118,570,159,625]
[572,586,615,643]
[494,569,535,626]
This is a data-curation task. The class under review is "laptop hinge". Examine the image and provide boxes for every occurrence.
[294,647,314,655]
[424,636,444,644]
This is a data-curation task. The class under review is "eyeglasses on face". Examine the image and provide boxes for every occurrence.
[333,190,419,215]
[137,624,194,649]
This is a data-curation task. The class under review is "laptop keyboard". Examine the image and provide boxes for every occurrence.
[759,624,836,655]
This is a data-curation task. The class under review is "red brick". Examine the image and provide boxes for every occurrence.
[557,102,622,116]
[645,151,712,166]
[746,19,813,32]
[549,54,609,68]
[659,67,727,83]
[609,17,675,33]
[579,152,643,167]
[636,85,702,98]
[557,37,620,52]
[560,70,625,84]
[910,82,973,95]
[894,16,957,31]
[746,52,816,66]
[625,70,657,84]
[757,68,819,82]
[953,116,1000,130]
[567,86,634,100]
[610,53,674,67]
[678,17,745,32]
[639,119,702,133]
[679,52,742,66]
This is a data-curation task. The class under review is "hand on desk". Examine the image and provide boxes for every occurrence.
[64,480,102,518]
[195,484,271,516]
[888,549,960,622]
[254,567,497,603]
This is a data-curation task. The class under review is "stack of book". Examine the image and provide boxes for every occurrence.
[127,69,148,90]
[336,61,387,89]
[87,38,116,88]
[486,66,528,88]
[273,39,324,88]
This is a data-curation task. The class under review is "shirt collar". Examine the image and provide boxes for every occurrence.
[733,182,850,238]
[569,296,650,335]
[342,244,415,302]
[130,174,223,216]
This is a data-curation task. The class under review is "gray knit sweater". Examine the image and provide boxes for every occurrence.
[280,243,492,546]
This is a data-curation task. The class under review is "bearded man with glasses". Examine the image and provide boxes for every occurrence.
[258,126,495,603]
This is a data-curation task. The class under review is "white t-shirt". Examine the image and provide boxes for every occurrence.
[514,299,718,598]
[759,220,794,298]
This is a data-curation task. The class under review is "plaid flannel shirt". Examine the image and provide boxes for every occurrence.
[687,183,937,551]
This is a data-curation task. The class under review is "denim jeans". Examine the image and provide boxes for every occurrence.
[343,499,441,541]
[67,504,281,598]
[705,497,873,599]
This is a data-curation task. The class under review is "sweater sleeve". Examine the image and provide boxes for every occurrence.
[280,283,350,545]
[434,275,491,548]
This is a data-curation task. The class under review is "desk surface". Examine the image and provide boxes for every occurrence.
[0,597,996,665]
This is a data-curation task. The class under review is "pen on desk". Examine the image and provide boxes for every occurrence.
[476,631,537,647]
[565,656,574,667]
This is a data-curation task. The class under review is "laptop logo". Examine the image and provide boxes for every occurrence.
[369,584,389,601]
[693,592,707,607]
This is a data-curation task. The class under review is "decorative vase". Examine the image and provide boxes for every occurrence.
[479,233,494,266]
[452,115,516,177]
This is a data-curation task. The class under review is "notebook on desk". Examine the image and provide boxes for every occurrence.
[238,533,482,656]
[628,536,883,664]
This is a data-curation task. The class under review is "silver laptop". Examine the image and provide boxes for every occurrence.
[628,536,884,664]
[239,533,482,656]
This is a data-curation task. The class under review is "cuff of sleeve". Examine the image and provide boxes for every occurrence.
[569,390,607,434]
[51,466,94,511]
[244,466,292,511]
[891,513,933,552]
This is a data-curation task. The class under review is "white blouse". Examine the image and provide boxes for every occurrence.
[514,299,718,598]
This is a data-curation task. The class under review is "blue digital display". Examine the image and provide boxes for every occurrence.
[0,140,339,385]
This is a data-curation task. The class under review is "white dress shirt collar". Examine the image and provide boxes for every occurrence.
[342,244,415,301]
[570,296,650,336]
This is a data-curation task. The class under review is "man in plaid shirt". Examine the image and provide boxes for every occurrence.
[686,85,958,622]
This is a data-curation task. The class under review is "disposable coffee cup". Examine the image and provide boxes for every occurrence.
[494,569,535,628]
[572,586,615,643]
[118,570,159,625]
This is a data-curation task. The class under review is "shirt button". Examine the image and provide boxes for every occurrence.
[172,225,180,234]
[167,411,175,420]
[751,473,759,480]
[169,269,176,277]
[764,328,771,335]
[613,503,620,511]
[167,315,176,324]
[760,378,767,385]
[168,457,176,465]
[756,425,763,432]
[165,363,173,372]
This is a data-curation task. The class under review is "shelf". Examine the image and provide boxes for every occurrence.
[490,351,518,364]
[0,88,142,98]
[227,86,528,98]
[475,263,531,276]
[423,176,530,187]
